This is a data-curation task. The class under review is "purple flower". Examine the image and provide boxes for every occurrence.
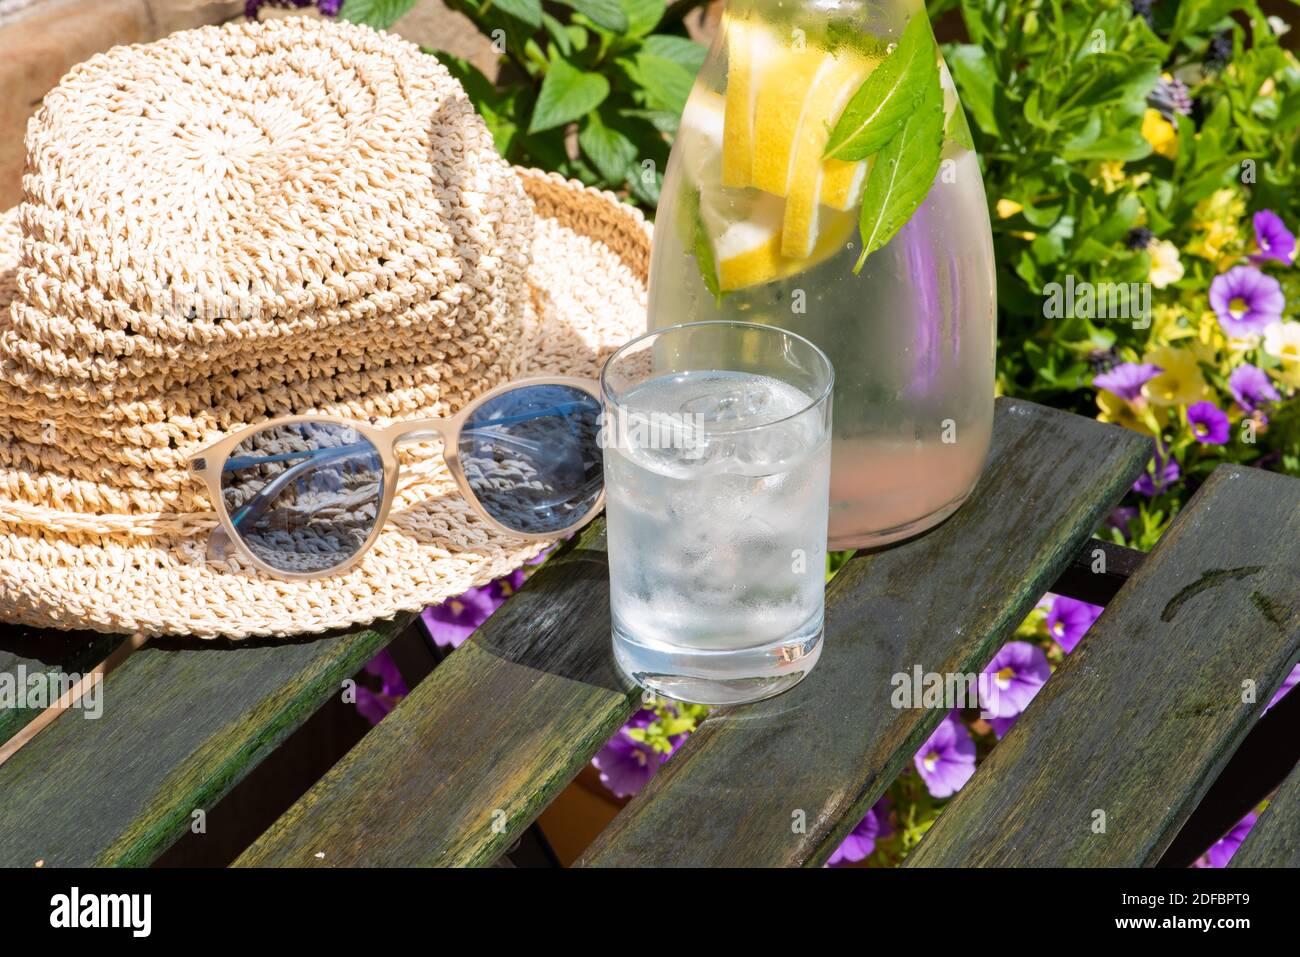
[980,641,1051,718]
[1105,506,1139,534]
[592,710,664,798]
[914,713,976,799]
[1209,266,1285,337]
[1264,663,1299,714]
[245,0,340,17]
[1133,446,1180,496]
[827,798,892,866]
[421,585,499,649]
[1228,363,1281,414]
[1093,362,1162,402]
[1047,595,1104,653]
[1146,75,1193,121]
[355,649,409,725]
[1249,210,1296,266]
[987,714,1019,739]
[1196,813,1257,868]
[1186,401,1230,444]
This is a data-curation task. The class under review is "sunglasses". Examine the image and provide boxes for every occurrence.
[189,377,604,579]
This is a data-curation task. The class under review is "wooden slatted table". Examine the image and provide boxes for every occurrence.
[1,397,1296,868]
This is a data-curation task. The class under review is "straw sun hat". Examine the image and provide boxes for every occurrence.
[0,16,649,638]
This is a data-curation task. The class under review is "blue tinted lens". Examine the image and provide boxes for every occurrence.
[459,384,602,534]
[220,422,383,573]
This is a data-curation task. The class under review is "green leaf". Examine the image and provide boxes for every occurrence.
[541,13,573,57]
[487,0,544,28]
[578,109,638,183]
[618,0,667,37]
[825,14,938,161]
[552,0,628,33]
[528,58,611,133]
[622,52,695,115]
[680,187,722,304]
[641,34,707,75]
[852,69,944,272]
[619,107,680,134]
[944,44,999,137]
[1169,0,1239,47]
[946,101,975,151]
[338,0,420,30]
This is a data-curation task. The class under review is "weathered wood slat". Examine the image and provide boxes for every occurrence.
[906,464,1300,868]
[236,521,635,867]
[1157,677,1300,866]
[1230,755,1300,868]
[0,628,123,746]
[0,617,409,866]
[580,398,1151,867]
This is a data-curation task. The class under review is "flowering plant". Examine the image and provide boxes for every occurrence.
[322,0,1299,866]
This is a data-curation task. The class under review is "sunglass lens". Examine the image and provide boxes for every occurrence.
[219,422,384,574]
[459,384,602,534]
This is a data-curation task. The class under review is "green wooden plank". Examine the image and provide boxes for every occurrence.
[579,397,1151,867]
[236,520,635,867]
[907,464,1300,868]
[1230,757,1300,868]
[0,616,409,867]
[0,627,124,746]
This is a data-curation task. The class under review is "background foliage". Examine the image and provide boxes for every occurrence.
[341,0,705,206]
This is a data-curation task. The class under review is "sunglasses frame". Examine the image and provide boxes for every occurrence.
[188,376,604,580]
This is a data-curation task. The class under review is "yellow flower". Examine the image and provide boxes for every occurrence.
[996,198,1024,219]
[1096,161,1126,194]
[1096,390,1157,436]
[1263,320,1300,388]
[1142,346,1207,406]
[1141,108,1178,159]
[1150,303,1191,345]
[1192,310,1230,359]
[1187,188,1247,265]
[1148,239,1184,288]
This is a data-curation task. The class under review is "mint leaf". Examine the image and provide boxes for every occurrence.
[578,109,638,184]
[641,34,707,75]
[618,0,667,38]
[679,187,721,304]
[621,52,694,115]
[338,0,419,30]
[528,58,610,133]
[552,0,627,33]
[945,44,999,137]
[487,0,543,28]
[825,14,937,162]
[852,70,944,272]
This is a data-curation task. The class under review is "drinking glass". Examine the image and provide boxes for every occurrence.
[601,320,833,705]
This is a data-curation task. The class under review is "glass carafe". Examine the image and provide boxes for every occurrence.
[647,0,996,549]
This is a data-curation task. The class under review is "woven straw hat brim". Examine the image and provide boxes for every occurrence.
[0,169,648,638]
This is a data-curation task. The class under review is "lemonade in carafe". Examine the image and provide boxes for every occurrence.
[648,0,996,548]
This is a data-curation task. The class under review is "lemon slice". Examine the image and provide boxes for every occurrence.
[679,89,855,292]
[722,18,781,188]
[679,92,784,290]
[751,40,828,198]
[781,53,874,257]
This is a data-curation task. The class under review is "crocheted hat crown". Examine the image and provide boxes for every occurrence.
[0,15,650,638]
[1,16,532,518]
